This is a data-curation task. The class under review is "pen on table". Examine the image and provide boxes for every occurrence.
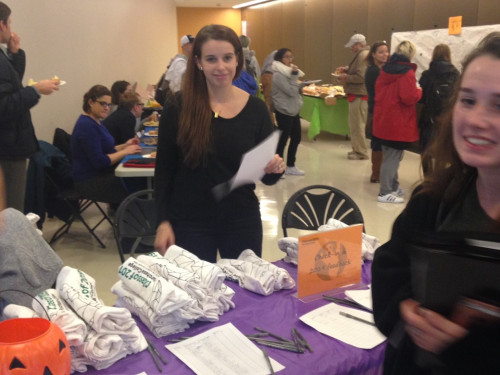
[146,343,163,372]
[146,338,167,365]
[254,326,295,344]
[249,337,304,353]
[290,328,303,352]
[339,311,376,326]
[262,348,275,375]
[293,328,313,353]
[323,295,373,313]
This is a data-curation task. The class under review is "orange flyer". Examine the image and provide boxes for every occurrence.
[297,225,363,298]
[449,16,462,35]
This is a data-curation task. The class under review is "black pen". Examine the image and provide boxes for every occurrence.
[323,295,373,313]
[147,343,163,372]
[339,311,376,326]
[293,328,313,353]
[262,348,275,375]
[254,327,295,344]
[146,338,167,365]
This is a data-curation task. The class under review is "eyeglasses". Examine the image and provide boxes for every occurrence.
[283,54,294,59]
[96,101,112,108]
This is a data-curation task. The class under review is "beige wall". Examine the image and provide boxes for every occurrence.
[9,0,178,142]
[243,0,500,83]
[8,0,500,143]
[176,8,242,51]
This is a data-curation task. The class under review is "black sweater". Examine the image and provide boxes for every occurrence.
[154,96,280,224]
[372,181,500,374]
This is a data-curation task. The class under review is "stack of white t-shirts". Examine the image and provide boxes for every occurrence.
[2,303,39,319]
[164,245,235,314]
[56,266,147,371]
[318,218,381,260]
[33,289,87,346]
[219,249,295,295]
[217,257,276,295]
[137,252,219,321]
[111,257,198,338]
[113,281,191,338]
[277,237,299,265]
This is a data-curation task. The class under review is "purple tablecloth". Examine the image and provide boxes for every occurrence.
[83,260,386,374]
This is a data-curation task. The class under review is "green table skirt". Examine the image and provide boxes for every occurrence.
[300,95,350,139]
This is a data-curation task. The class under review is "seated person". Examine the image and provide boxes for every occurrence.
[103,92,144,145]
[70,85,142,205]
[0,208,63,313]
[109,80,131,113]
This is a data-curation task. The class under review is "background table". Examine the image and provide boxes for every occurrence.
[83,261,385,375]
[115,155,155,189]
[300,95,349,139]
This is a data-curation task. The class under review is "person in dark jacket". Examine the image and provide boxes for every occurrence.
[103,91,144,145]
[364,40,389,183]
[418,44,460,174]
[372,32,500,375]
[0,2,59,211]
[373,40,422,204]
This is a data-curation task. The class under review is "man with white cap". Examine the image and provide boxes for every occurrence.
[156,34,194,104]
[335,33,370,160]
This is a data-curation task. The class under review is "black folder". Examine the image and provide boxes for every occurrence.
[409,232,500,317]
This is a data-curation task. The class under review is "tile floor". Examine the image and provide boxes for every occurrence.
[41,121,423,306]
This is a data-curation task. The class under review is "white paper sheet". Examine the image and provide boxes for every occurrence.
[300,304,386,349]
[212,131,280,200]
[166,323,285,375]
[345,287,373,311]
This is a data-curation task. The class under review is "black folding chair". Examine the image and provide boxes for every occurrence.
[46,173,113,248]
[281,185,364,237]
[113,189,157,262]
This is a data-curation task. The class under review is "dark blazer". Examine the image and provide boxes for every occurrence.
[0,48,40,159]
[103,106,136,145]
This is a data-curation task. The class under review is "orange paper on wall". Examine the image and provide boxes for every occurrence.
[297,225,363,298]
[449,16,462,35]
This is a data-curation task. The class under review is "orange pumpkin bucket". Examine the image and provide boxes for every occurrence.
[0,318,71,375]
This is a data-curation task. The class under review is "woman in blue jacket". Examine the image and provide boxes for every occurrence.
[71,85,142,205]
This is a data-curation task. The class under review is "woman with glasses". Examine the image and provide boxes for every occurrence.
[271,48,306,176]
[154,25,284,262]
[71,84,142,206]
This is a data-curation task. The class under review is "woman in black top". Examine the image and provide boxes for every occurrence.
[372,32,500,374]
[364,41,389,183]
[418,44,459,173]
[154,25,284,262]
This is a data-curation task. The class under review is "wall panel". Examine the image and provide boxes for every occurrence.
[477,0,500,26]
[367,0,414,45]
[280,0,307,72]
[304,0,334,81]
[413,0,478,30]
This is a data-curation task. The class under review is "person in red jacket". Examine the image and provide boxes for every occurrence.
[373,40,422,203]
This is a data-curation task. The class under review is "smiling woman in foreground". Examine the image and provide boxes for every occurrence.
[372,32,500,374]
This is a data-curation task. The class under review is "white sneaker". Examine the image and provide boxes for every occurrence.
[378,193,404,203]
[285,166,305,176]
[394,187,404,197]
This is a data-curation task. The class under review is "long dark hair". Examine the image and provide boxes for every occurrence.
[420,32,500,201]
[110,80,130,105]
[178,24,244,168]
[366,41,388,66]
